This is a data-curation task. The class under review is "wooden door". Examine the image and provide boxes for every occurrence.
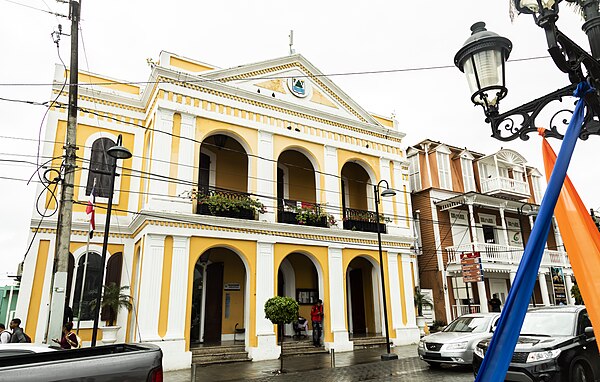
[349,269,366,334]
[203,262,224,343]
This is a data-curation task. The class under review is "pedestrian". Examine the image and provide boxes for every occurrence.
[9,318,27,343]
[52,322,79,349]
[310,299,324,347]
[488,294,502,312]
[0,324,11,344]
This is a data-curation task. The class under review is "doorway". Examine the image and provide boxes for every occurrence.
[490,278,508,307]
[349,269,366,334]
[346,257,380,335]
[203,262,224,343]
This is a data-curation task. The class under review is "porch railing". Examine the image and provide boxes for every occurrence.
[277,199,329,228]
[481,176,529,196]
[342,207,387,234]
[446,242,569,268]
[196,187,259,220]
[452,304,481,319]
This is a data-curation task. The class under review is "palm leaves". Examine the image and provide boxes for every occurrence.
[90,282,133,326]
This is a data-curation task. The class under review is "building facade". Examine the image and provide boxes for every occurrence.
[0,284,19,327]
[408,139,573,324]
[17,52,420,369]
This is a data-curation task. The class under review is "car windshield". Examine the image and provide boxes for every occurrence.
[520,312,576,336]
[444,316,491,333]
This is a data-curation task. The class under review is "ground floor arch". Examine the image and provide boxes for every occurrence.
[190,247,249,344]
[346,256,382,336]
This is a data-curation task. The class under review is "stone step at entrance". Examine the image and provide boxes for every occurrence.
[191,343,250,365]
[352,335,389,349]
[281,339,328,356]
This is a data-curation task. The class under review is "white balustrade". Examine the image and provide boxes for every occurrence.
[481,176,529,196]
[446,242,569,268]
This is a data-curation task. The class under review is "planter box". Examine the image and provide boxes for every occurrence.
[197,203,257,220]
[343,219,387,234]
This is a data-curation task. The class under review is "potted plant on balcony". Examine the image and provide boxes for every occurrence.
[90,282,133,344]
[414,288,433,336]
[295,204,336,227]
[198,192,266,219]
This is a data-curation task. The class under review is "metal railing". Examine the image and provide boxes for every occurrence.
[277,199,329,228]
[196,187,259,220]
[452,304,481,319]
[342,207,387,233]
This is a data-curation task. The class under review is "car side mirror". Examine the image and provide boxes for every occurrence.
[585,327,594,338]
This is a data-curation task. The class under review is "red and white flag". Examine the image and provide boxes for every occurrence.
[86,185,96,239]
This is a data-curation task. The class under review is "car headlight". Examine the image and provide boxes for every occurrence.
[526,349,561,363]
[444,341,469,350]
[418,340,425,349]
[473,346,485,359]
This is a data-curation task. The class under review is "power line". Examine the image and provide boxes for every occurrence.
[0,55,551,88]
[2,0,67,17]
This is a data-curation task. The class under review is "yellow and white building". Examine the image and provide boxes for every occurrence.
[17,52,419,369]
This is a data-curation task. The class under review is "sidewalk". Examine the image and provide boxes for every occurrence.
[165,345,421,382]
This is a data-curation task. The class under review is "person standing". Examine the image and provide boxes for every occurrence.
[310,299,324,347]
[9,318,27,343]
[0,324,11,344]
[488,294,502,312]
[52,322,79,349]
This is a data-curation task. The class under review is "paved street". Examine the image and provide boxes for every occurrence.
[164,346,474,382]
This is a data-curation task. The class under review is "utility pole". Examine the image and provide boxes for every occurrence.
[47,0,80,344]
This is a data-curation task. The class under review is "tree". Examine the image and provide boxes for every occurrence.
[264,296,299,373]
[571,284,584,305]
[414,288,433,317]
[91,282,133,326]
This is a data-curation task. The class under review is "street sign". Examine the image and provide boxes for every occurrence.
[460,252,483,283]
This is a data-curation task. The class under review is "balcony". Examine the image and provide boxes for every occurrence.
[342,207,387,234]
[277,199,330,228]
[446,242,569,268]
[481,176,530,199]
[452,304,481,320]
[196,187,262,220]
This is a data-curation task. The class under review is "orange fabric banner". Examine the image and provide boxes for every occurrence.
[542,138,600,335]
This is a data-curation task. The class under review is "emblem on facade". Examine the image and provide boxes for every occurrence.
[287,77,309,98]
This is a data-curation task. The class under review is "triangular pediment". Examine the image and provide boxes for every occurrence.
[203,55,381,126]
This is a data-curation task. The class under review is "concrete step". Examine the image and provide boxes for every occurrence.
[281,340,328,356]
[352,336,388,349]
[191,344,246,356]
[192,351,250,365]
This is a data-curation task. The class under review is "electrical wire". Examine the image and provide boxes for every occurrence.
[2,0,67,17]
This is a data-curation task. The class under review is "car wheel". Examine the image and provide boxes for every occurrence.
[426,361,443,369]
[571,361,592,382]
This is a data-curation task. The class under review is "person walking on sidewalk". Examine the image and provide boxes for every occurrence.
[311,299,324,347]
[0,324,11,344]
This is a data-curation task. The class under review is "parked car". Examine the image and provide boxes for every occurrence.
[473,306,599,382]
[418,312,501,367]
[0,342,163,382]
[0,343,57,358]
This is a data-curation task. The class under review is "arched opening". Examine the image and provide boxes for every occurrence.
[341,162,385,233]
[197,134,258,220]
[101,253,123,323]
[277,253,321,339]
[346,256,382,336]
[190,247,247,344]
[277,150,325,227]
[87,137,116,197]
[72,252,103,321]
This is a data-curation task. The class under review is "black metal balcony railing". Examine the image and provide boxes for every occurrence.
[343,207,387,234]
[277,199,329,228]
[196,187,262,221]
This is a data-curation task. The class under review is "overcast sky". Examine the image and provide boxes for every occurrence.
[1,1,598,281]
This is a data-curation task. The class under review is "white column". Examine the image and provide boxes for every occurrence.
[391,253,419,345]
[499,206,510,246]
[326,246,353,351]
[477,281,489,313]
[392,160,410,231]
[467,202,479,251]
[166,236,189,340]
[176,114,196,198]
[137,234,165,342]
[147,109,174,210]
[249,241,279,361]
[256,131,276,223]
[538,273,551,306]
[324,146,341,228]
[564,274,574,305]
[552,217,565,251]
[509,271,517,285]
[379,158,394,218]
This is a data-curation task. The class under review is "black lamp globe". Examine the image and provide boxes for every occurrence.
[454,22,513,116]
[107,135,132,160]
[514,0,560,15]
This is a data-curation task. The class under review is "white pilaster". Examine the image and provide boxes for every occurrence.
[146,109,174,210]
[324,146,342,228]
[392,160,410,231]
[395,253,420,344]
[538,273,551,306]
[249,240,279,361]
[379,158,394,218]
[564,274,574,305]
[477,281,489,313]
[326,246,353,352]
[137,234,165,342]
[166,236,189,340]
[256,131,276,223]
[509,271,517,285]
[176,114,196,201]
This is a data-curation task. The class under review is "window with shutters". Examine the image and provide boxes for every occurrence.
[437,151,452,190]
[531,175,544,203]
[408,155,421,191]
[461,158,476,192]
[86,137,116,198]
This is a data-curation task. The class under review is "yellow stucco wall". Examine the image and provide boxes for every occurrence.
[26,240,50,340]
[169,56,215,73]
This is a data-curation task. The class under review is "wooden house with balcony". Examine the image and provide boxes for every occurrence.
[407,139,573,325]
[18,52,420,370]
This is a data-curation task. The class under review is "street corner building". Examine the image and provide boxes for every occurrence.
[16,52,420,370]
[407,139,574,325]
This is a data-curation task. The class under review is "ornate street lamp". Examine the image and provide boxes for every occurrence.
[455,0,600,141]
[90,134,132,347]
[373,180,398,361]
